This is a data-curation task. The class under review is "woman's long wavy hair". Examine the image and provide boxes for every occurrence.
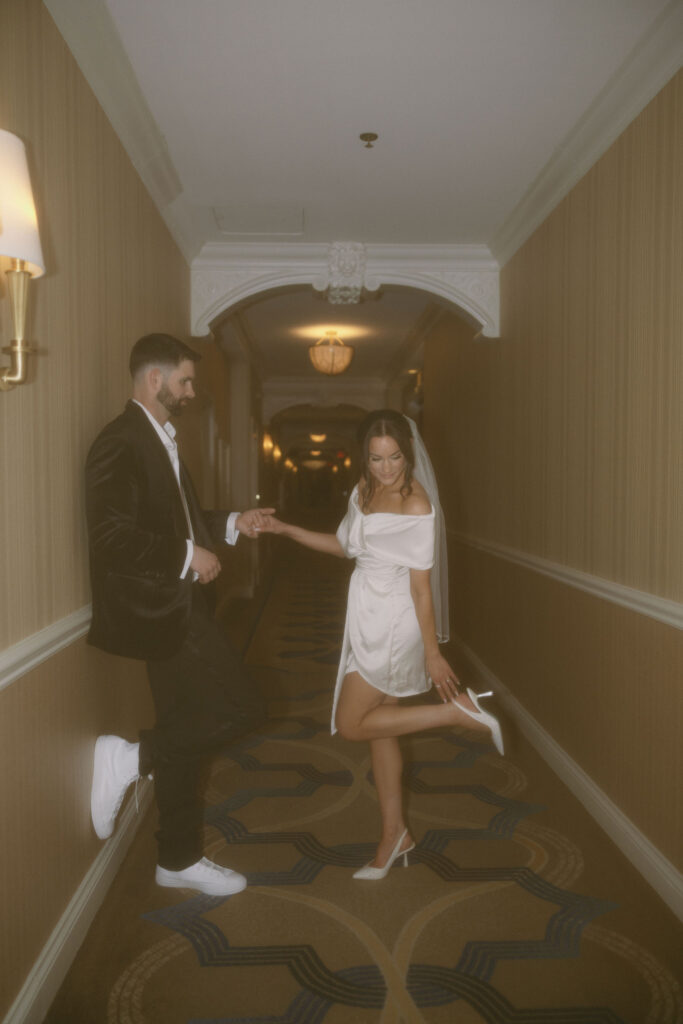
[357,409,415,512]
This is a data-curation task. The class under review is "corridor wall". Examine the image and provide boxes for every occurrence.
[0,2,190,1019]
[423,71,682,895]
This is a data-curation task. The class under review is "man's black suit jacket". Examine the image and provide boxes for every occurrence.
[85,400,229,660]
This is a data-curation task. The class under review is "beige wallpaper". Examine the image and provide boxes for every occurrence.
[426,71,682,603]
[0,0,191,651]
[0,1,190,1015]
[423,71,682,870]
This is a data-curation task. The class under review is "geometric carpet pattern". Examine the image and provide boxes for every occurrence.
[47,547,683,1024]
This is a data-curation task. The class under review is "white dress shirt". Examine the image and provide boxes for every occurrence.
[133,400,239,578]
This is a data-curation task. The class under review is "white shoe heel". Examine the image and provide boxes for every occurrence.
[453,689,505,756]
[352,828,415,880]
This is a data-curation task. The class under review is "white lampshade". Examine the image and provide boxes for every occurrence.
[0,129,45,278]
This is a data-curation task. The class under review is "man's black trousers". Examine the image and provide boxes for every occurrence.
[139,585,265,870]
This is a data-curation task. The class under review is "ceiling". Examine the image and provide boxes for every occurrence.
[46,0,680,399]
[49,0,675,253]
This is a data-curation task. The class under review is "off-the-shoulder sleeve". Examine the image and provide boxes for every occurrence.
[364,513,435,570]
[335,487,360,557]
[336,510,352,556]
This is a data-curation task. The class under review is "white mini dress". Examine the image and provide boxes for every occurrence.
[331,484,435,733]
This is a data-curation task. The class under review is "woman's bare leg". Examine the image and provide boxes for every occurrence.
[336,675,492,867]
[336,672,487,744]
[367,698,414,866]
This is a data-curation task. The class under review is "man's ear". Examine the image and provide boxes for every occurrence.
[147,366,163,393]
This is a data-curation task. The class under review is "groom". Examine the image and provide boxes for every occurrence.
[85,333,272,896]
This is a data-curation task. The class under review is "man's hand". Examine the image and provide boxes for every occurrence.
[236,507,276,538]
[190,545,222,583]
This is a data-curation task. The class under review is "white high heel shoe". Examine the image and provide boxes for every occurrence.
[352,828,415,880]
[454,689,505,756]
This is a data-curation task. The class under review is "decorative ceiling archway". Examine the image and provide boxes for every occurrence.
[191,242,500,339]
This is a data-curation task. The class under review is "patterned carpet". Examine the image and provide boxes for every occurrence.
[47,545,683,1024]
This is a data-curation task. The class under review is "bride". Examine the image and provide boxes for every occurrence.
[258,409,503,879]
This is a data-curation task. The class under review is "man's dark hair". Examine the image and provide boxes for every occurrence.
[129,333,201,379]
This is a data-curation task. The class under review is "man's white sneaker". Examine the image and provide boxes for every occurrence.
[155,857,247,896]
[91,735,140,839]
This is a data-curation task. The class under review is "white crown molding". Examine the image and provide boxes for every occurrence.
[455,638,683,922]
[44,0,190,256]
[3,782,153,1024]
[191,242,500,339]
[0,605,92,694]
[490,0,683,266]
[453,532,682,632]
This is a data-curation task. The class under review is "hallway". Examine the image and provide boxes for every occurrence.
[46,542,683,1024]
[1,4,682,1023]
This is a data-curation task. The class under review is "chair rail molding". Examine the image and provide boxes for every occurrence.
[453,532,683,631]
[0,606,92,694]
[191,242,500,339]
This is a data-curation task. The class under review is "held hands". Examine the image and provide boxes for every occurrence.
[251,514,288,535]
[235,507,276,538]
[191,507,276,582]
[427,652,460,703]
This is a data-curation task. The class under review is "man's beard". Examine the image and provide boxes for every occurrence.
[158,382,188,417]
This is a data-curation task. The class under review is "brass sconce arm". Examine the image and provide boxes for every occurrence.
[0,259,33,390]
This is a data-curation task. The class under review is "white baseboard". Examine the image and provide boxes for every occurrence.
[457,638,683,923]
[3,781,153,1024]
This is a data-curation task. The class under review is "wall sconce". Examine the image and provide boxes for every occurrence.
[0,129,45,391]
[272,444,282,463]
[308,330,354,375]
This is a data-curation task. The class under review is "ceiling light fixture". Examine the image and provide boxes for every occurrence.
[308,330,354,376]
[309,433,326,443]
[359,132,378,148]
